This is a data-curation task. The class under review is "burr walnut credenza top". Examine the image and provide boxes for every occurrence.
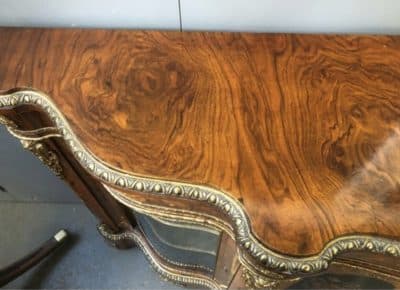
[1,28,400,259]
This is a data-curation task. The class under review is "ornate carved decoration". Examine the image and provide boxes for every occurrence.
[97,224,224,289]
[0,115,16,128]
[1,90,400,277]
[242,268,281,289]
[20,140,63,177]
[0,114,63,177]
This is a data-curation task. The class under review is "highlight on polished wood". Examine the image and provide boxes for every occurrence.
[0,28,399,288]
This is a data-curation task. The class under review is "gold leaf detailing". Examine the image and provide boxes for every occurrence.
[1,90,400,277]
[20,140,63,177]
[242,268,280,289]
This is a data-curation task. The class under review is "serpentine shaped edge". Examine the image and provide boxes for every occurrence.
[1,89,400,276]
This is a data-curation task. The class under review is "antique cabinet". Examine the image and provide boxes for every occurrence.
[0,28,400,289]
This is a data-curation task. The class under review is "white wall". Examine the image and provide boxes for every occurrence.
[0,0,180,29]
[181,0,400,34]
[0,0,399,33]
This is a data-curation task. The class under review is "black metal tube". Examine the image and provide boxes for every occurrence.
[0,229,68,287]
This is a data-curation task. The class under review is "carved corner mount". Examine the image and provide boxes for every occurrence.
[0,114,63,178]
[242,268,301,290]
[242,268,280,289]
[0,115,16,128]
[20,139,63,177]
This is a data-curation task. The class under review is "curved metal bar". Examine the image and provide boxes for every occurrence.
[7,126,62,141]
[0,230,68,287]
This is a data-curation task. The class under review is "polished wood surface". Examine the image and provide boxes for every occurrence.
[1,28,400,256]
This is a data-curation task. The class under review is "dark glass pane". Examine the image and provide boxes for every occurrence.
[135,212,220,274]
[289,274,394,289]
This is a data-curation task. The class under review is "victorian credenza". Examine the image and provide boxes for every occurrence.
[1,28,400,289]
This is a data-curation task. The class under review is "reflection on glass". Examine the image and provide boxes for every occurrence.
[289,274,394,289]
[135,212,220,274]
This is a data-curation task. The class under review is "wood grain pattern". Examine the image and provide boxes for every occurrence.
[1,28,400,256]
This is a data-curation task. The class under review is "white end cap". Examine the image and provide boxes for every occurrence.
[54,229,68,242]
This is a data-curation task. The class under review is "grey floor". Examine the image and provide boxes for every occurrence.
[0,127,182,289]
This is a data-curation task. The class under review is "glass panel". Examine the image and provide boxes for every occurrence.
[289,274,394,289]
[135,212,220,274]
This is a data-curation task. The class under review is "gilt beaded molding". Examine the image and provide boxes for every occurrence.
[1,89,400,277]
[103,184,234,238]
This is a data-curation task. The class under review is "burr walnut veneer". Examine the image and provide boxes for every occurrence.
[1,28,400,289]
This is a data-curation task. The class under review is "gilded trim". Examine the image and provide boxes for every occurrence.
[242,268,281,289]
[97,224,224,289]
[20,139,63,177]
[105,184,276,280]
[0,115,16,127]
[104,184,233,238]
[8,126,62,141]
[151,215,221,236]
[1,90,400,276]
